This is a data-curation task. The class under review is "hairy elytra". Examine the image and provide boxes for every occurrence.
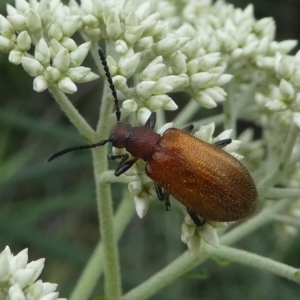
[47,48,258,226]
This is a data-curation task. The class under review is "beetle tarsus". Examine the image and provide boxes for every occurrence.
[187,208,206,227]
[214,138,232,148]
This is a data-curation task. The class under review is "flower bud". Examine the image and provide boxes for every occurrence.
[35,38,50,64]
[45,67,61,82]
[53,48,70,72]
[128,180,143,196]
[49,24,63,41]
[7,15,27,31]
[21,57,43,77]
[141,62,165,81]
[124,25,144,45]
[26,9,42,34]
[137,107,151,125]
[115,40,128,55]
[0,15,15,39]
[194,123,215,143]
[33,75,48,92]
[69,42,91,67]
[135,81,156,99]
[134,193,150,218]
[0,36,14,53]
[58,77,77,94]
[197,224,219,248]
[122,99,138,112]
[119,52,141,78]
[60,37,77,51]
[16,31,31,51]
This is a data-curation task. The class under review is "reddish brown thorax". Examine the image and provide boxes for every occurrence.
[109,122,161,161]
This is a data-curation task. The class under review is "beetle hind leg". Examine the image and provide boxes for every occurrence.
[155,182,171,211]
[187,208,206,227]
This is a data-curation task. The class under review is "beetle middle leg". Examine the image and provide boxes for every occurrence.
[154,182,171,211]
[108,153,138,176]
[187,208,206,227]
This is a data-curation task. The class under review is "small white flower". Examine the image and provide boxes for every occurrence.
[128,180,143,196]
[48,23,63,41]
[21,57,44,77]
[44,66,62,83]
[124,25,144,45]
[279,79,294,98]
[0,15,15,39]
[58,76,77,94]
[134,193,150,218]
[141,59,166,81]
[69,42,91,67]
[53,48,70,72]
[265,99,287,111]
[135,81,156,99]
[135,36,153,51]
[118,52,141,78]
[0,35,14,53]
[122,99,138,112]
[35,38,50,64]
[197,224,220,248]
[16,30,31,51]
[26,9,42,34]
[154,37,184,56]
[33,75,48,92]
[115,39,128,55]
[105,11,122,40]
[137,107,152,125]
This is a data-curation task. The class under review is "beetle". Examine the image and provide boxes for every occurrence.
[47,48,258,226]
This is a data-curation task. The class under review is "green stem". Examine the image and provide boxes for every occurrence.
[89,42,122,300]
[47,84,95,142]
[121,199,291,300]
[70,194,135,300]
[205,245,300,283]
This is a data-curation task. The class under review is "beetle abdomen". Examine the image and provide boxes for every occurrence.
[146,128,258,222]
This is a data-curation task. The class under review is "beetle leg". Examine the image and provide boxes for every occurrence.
[187,208,206,227]
[108,153,138,176]
[154,182,171,211]
[182,124,194,133]
[144,112,157,130]
[214,138,232,148]
[107,154,129,160]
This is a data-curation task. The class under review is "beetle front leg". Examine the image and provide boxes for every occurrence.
[108,153,138,176]
[154,182,171,211]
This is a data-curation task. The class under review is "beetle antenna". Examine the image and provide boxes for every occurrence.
[98,48,121,122]
[46,139,110,162]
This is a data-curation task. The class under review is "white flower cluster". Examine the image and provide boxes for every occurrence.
[0,0,99,94]
[67,0,234,119]
[256,52,300,128]
[0,246,65,300]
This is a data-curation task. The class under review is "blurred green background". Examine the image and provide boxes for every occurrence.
[0,0,300,299]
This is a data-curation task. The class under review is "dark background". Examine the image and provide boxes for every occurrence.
[0,0,299,299]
